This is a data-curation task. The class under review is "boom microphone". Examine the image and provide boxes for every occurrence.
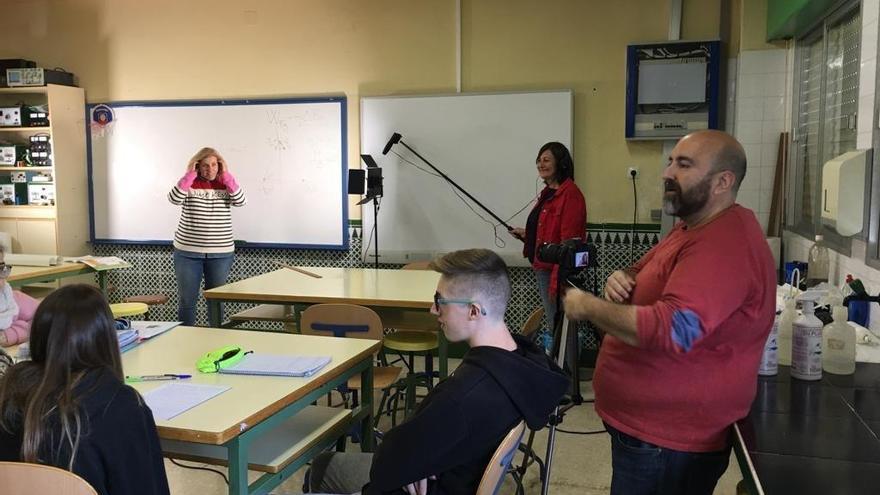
[382,132,402,155]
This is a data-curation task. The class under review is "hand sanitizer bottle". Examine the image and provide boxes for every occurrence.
[759,311,781,376]
[777,298,796,366]
[822,306,856,375]
[792,292,824,381]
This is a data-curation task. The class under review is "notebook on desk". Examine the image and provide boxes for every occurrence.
[219,353,332,377]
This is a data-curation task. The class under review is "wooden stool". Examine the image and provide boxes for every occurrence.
[383,330,439,418]
[123,294,168,319]
[110,302,149,319]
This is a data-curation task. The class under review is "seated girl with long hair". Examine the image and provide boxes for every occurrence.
[0,284,169,495]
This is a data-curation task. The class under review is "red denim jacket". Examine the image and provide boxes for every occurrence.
[525,178,587,295]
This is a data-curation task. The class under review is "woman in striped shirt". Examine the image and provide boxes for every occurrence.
[168,147,246,325]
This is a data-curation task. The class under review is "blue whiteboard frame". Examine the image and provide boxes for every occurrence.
[85,96,349,250]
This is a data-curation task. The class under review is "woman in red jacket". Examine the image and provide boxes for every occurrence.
[510,142,587,327]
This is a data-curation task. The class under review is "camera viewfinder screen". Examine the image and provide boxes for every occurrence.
[574,251,589,267]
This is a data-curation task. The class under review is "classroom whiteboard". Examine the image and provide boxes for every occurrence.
[87,97,347,248]
[360,91,573,266]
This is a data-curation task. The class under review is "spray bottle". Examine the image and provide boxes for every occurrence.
[777,269,801,366]
[823,303,856,375]
[758,309,781,376]
[777,297,797,366]
[791,291,824,381]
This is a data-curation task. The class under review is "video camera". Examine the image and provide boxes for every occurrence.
[536,238,596,271]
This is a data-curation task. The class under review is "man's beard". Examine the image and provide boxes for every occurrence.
[662,176,711,218]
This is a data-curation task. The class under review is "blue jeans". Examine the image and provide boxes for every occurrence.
[534,268,557,329]
[606,423,730,495]
[173,249,234,326]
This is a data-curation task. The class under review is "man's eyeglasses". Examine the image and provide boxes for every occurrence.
[0,263,10,278]
[433,291,487,316]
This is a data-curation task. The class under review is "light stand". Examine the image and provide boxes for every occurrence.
[354,154,384,270]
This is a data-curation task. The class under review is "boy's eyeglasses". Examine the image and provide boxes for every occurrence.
[433,291,487,316]
[0,264,10,277]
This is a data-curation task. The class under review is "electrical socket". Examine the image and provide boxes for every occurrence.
[627,166,639,179]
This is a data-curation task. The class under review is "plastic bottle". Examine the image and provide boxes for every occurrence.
[822,306,856,375]
[758,312,781,376]
[777,298,796,366]
[806,235,830,288]
[791,292,824,381]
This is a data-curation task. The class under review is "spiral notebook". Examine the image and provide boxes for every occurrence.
[218,353,332,377]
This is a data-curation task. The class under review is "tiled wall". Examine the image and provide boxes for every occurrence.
[733,48,789,233]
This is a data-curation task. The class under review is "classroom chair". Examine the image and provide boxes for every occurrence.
[299,303,404,428]
[122,293,168,319]
[109,302,149,319]
[0,461,97,495]
[511,307,548,494]
[382,261,441,417]
[520,306,545,342]
[475,420,527,495]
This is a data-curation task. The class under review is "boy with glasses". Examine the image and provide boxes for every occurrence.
[0,251,39,347]
[306,248,569,495]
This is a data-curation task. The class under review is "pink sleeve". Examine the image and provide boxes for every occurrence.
[176,171,198,191]
[4,291,39,346]
[218,171,240,193]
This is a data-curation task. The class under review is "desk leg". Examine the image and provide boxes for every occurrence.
[438,332,448,380]
[360,364,374,452]
[97,272,107,294]
[208,300,222,327]
[227,437,249,495]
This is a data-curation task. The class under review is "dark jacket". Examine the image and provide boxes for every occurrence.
[0,369,170,495]
[364,334,570,495]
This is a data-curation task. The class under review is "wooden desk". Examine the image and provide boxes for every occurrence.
[734,364,880,494]
[124,326,380,495]
[204,267,449,378]
[9,263,110,292]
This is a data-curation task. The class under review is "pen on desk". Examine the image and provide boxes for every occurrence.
[125,374,192,382]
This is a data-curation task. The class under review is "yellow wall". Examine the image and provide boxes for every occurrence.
[1,0,728,224]
[741,0,787,51]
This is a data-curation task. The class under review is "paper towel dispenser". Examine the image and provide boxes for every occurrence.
[821,150,867,236]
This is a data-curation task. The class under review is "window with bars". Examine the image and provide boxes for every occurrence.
[789,5,861,253]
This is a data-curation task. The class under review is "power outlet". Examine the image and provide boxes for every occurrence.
[627,166,639,179]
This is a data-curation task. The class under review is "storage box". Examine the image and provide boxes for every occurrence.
[0,184,14,205]
[28,183,55,206]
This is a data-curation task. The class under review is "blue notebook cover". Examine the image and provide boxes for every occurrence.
[219,354,332,377]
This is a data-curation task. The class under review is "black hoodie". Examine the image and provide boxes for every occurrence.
[364,334,570,495]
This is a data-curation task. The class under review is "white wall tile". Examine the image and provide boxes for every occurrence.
[739,168,761,192]
[762,120,785,143]
[737,188,760,211]
[859,58,877,97]
[739,53,761,75]
[743,143,762,168]
[739,74,765,99]
[764,73,787,97]
[858,130,873,149]
[761,141,780,168]
[861,19,879,62]
[760,163,778,187]
[759,189,774,214]
[857,96,874,135]
[763,96,785,120]
[864,0,880,28]
[737,97,764,121]
[764,50,787,71]
[736,122,762,144]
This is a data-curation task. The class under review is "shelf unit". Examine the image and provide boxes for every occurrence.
[0,84,88,258]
